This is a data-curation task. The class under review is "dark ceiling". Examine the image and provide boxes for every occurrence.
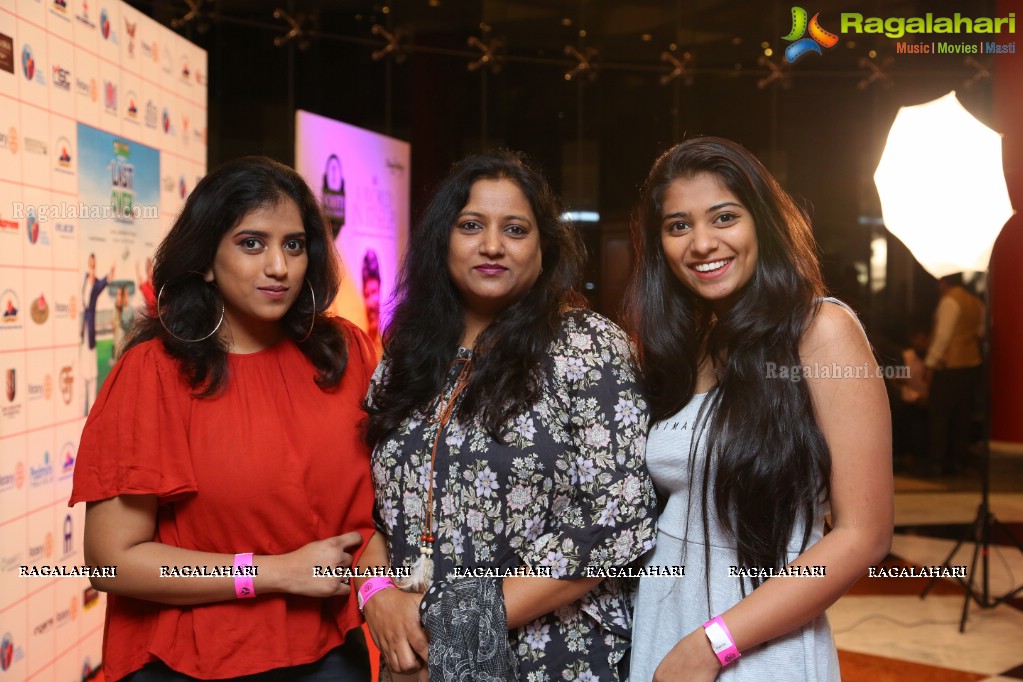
[129,0,1007,335]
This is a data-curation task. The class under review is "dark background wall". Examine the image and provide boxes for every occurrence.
[134,0,1021,440]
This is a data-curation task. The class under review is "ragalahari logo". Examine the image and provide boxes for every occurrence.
[783,7,839,62]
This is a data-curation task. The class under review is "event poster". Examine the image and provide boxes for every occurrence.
[76,123,160,406]
[294,110,410,356]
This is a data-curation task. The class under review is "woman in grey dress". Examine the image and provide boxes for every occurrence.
[625,137,893,681]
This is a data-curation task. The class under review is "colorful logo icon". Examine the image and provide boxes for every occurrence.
[100,8,111,39]
[1,633,13,671]
[21,44,35,81]
[62,444,76,473]
[57,137,72,166]
[783,7,839,63]
[105,80,117,111]
[26,208,39,244]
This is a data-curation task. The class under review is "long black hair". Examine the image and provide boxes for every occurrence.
[126,155,347,396]
[625,137,830,588]
[365,150,585,446]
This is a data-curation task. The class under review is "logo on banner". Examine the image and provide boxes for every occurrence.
[52,64,71,90]
[75,76,89,98]
[75,0,96,29]
[145,100,158,128]
[162,107,172,135]
[180,57,190,81]
[21,44,42,83]
[53,0,68,13]
[54,295,77,318]
[1,290,20,326]
[125,19,137,56]
[83,586,100,611]
[126,91,139,122]
[0,462,24,493]
[179,176,187,199]
[24,137,47,157]
[5,369,13,402]
[3,127,17,155]
[56,136,73,170]
[322,154,346,237]
[59,365,73,404]
[110,140,137,224]
[161,44,172,75]
[30,294,49,324]
[61,442,76,476]
[0,33,13,74]
[104,80,117,113]
[30,451,53,487]
[100,8,112,40]
[1,632,22,672]
[26,209,40,245]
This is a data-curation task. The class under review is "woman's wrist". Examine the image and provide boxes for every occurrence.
[252,554,282,594]
[688,627,724,672]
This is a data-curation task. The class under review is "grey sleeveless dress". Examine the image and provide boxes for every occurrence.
[629,391,841,681]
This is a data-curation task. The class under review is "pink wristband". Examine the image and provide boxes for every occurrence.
[357,576,396,613]
[703,616,740,666]
[233,553,255,599]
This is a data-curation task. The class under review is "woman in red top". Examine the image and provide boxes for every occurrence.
[69,157,376,681]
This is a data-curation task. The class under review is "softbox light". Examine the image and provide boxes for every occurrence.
[873,91,1014,279]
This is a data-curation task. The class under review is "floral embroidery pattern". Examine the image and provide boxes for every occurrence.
[371,310,657,680]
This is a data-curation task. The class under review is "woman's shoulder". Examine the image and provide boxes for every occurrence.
[801,297,871,363]
[325,315,379,376]
[118,336,178,372]
[550,309,641,379]
[556,308,634,351]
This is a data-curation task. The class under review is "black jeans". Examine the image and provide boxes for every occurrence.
[125,628,371,682]
[927,365,981,475]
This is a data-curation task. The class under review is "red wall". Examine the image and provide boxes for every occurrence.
[991,0,1023,443]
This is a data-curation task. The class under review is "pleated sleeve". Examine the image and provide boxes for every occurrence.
[70,340,198,505]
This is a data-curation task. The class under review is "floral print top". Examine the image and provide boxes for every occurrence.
[370,309,657,681]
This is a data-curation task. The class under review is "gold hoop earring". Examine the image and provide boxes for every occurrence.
[298,280,316,343]
[157,280,225,343]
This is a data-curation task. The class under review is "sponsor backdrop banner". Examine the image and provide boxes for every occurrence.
[294,110,411,357]
[0,2,206,680]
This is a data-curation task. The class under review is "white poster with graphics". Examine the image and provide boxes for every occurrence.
[0,3,206,680]
[294,110,410,358]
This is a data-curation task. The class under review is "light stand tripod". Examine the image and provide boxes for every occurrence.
[919,267,1023,631]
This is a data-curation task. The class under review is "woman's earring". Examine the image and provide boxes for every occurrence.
[157,277,225,343]
[299,280,316,342]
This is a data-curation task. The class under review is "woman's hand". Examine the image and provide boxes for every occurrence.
[84,495,367,605]
[261,532,363,598]
[653,628,720,682]
[363,588,429,674]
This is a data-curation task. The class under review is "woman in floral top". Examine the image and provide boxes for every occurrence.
[356,151,657,681]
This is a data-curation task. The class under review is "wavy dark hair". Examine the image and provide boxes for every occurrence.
[365,150,585,446]
[624,137,830,590]
[126,156,347,396]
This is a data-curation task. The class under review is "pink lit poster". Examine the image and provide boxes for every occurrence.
[294,110,410,358]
